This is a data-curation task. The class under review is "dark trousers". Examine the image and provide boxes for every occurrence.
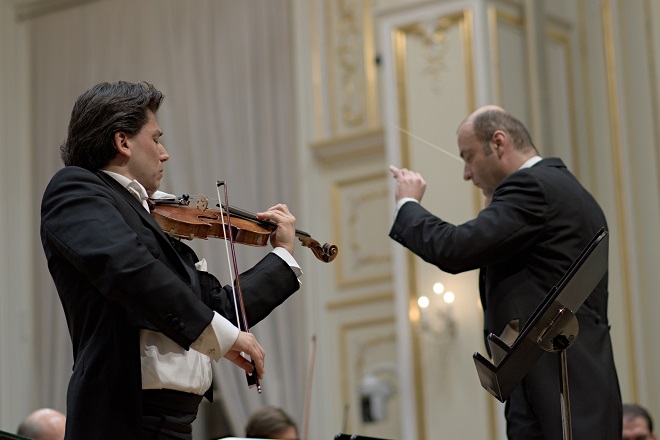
[142,389,203,440]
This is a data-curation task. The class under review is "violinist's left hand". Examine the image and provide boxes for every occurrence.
[256,204,296,255]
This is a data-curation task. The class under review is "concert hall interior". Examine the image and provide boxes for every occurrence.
[1,0,660,439]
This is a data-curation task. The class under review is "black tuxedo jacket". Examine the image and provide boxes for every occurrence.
[390,158,622,439]
[40,166,299,439]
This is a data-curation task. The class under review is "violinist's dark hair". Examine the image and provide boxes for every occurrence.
[60,81,164,169]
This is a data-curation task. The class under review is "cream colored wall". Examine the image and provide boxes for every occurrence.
[293,0,660,439]
[0,0,35,431]
[1,0,659,437]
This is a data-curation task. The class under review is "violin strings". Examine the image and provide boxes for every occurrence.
[215,184,242,334]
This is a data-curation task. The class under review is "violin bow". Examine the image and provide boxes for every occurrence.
[216,180,261,393]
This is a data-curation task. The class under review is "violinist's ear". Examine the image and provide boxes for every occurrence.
[113,131,131,158]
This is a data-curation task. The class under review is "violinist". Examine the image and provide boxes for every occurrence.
[40,81,302,440]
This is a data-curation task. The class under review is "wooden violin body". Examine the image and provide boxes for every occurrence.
[150,201,338,263]
[151,204,271,246]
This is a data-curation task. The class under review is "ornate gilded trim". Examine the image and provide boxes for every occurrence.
[547,29,580,179]
[327,291,394,310]
[488,7,524,107]
[331,171,392,287]
[309,128,384,163]
[602,0,638,402]
[311,0,325,138]
[392,9,476,439]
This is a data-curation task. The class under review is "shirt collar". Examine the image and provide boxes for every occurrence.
[519,156,542,170]
[101,170,149,203]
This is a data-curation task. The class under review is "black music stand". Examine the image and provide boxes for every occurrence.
[334,434,392,440]
[0,430,30,440]
[472,228,609,440]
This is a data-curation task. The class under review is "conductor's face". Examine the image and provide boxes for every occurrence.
[125,110,169,195]
[458,126,503,199]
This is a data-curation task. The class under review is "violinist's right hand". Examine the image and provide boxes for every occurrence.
[256,204,296,255]
[224,331,265,380]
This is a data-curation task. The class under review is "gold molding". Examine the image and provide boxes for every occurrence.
[547,29,580,179]
[311,0,324,138]
[462,9,476,117]
[321,0,378,138]
[393,28,411,169]
[578,0,598,194]
[488,7,525,107]
[461,9,482,216]
[391,21,421,439]
[644,0,660,208]
[362,0,379,129]
[489,7,580,178]
[309,127,384,163]
[602,0,638,402]
[336,0,366,128]
[392,10,476,440]
[325,0,338,135]
[331,171,391,287]
[488,6,502,106]
[327,291,394,310]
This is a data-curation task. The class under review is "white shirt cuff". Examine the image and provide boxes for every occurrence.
[271,246,303,279]
[395,197,419,217]
[190,312,239,361]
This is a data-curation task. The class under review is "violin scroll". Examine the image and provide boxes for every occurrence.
[297,235,338,263]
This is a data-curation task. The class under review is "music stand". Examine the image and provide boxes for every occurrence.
[0,430,30,440]
[334,434,393,440]
[472,228,609,440]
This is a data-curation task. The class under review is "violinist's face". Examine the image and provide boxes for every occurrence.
[125,110,169,195]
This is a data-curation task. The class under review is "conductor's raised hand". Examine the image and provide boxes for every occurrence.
[256,204,296,255]
[223,331,265,380]
[389,165,427,203]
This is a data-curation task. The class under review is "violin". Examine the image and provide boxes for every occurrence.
[150,194,338,263]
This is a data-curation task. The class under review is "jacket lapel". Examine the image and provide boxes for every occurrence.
[95,171,193,282]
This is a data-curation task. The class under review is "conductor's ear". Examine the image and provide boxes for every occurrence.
[491,131,506,155]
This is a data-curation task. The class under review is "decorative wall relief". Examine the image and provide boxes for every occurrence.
[398,14,465,94]
[317,0,378,137]
[332,172,392,287]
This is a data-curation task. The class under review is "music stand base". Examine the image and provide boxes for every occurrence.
[558,349,572,440]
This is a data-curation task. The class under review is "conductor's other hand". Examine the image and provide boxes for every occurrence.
[224,331,265,380]
[389,165,426,203]
[256,204,296,255]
